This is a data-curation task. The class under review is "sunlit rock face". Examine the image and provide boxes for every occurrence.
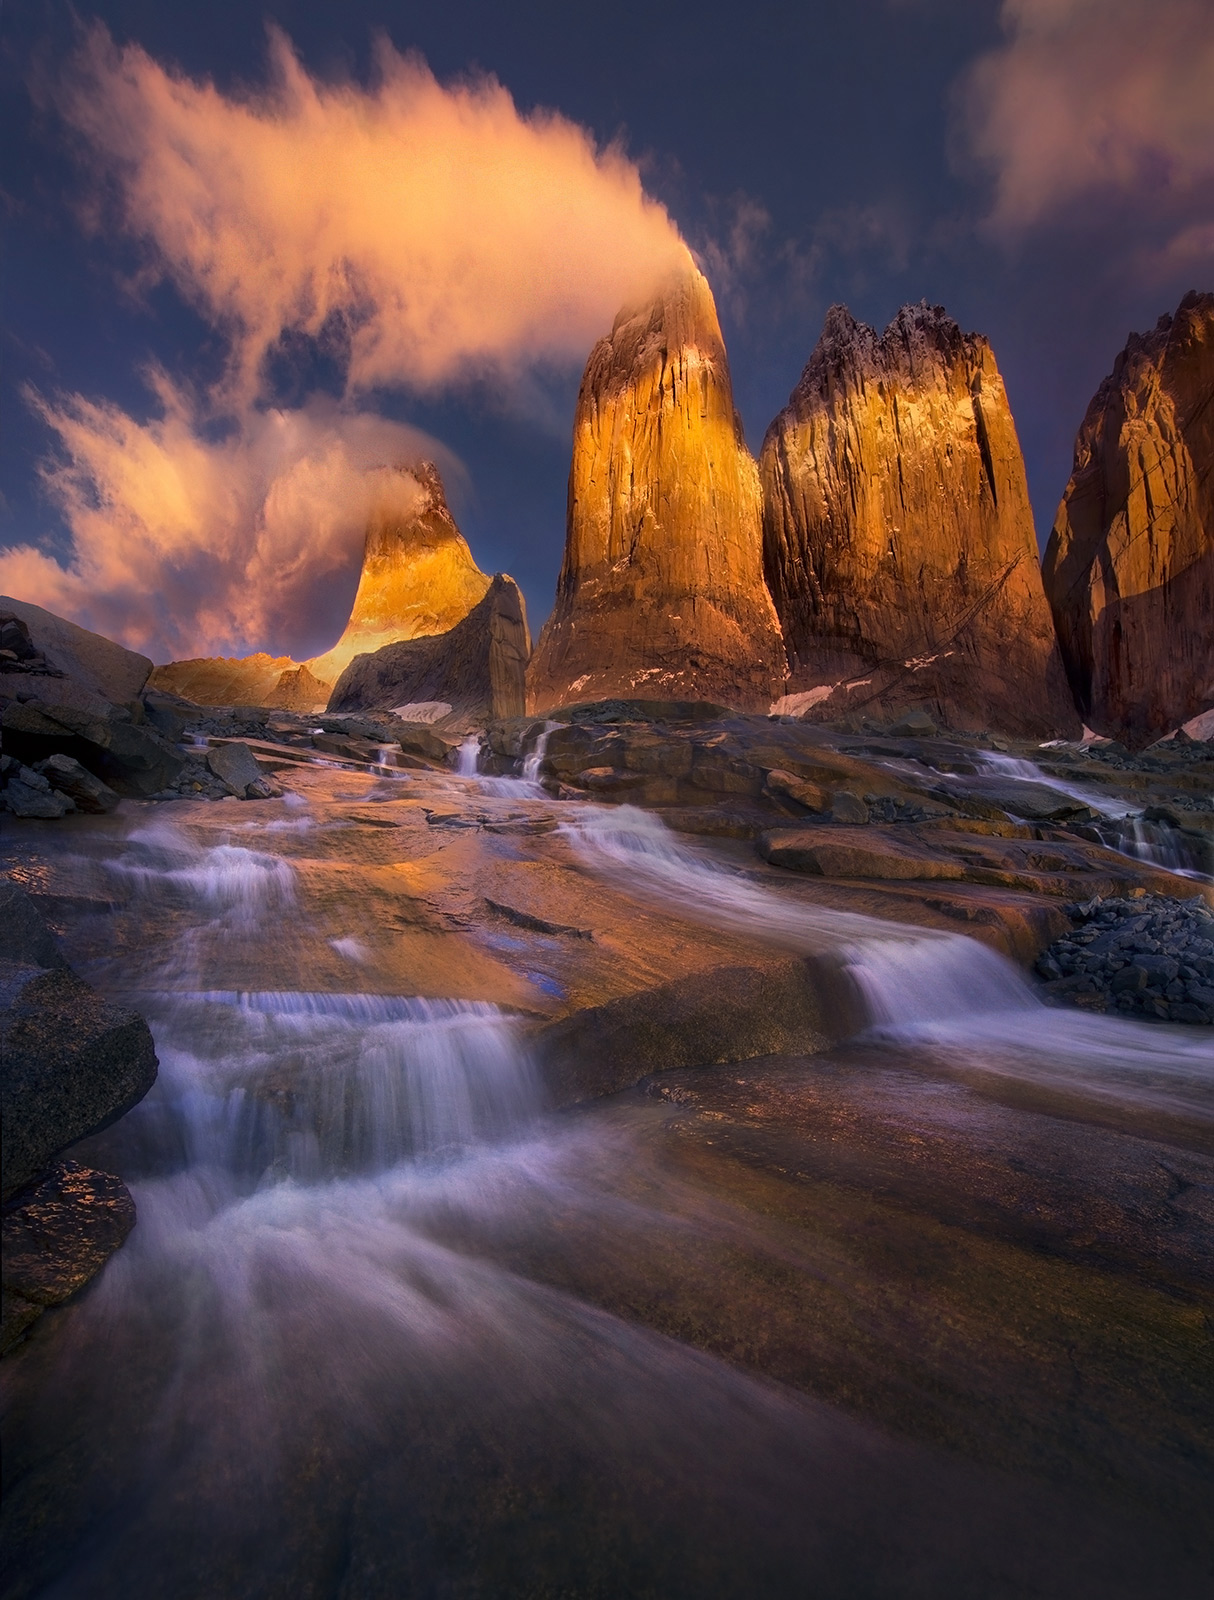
[149,653,328,709]
[527,268,786,713]
[1043,291,1214,749]
[308,462,492,686]
[760,303,1077,737]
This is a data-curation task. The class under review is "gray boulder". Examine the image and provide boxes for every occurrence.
[1,764,75,818]
[329,574,529,722]
[0,596,151,704]
[1,964,158,1201]
[32,753,120,814]
[205,741,280,798]
[2,697,184,796]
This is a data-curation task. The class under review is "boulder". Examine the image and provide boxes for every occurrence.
[308,462,493,686]
[329,574,530,723]
[527,268,786,713]
[1,962,158,1201]
[759,303,1078,737]
[205,741,280,798]
[1,763,75,818]
[32,754,119,814]
[1043,292,1214,748]
[0,880,69,969]
[1,695,184,797]
[2,1161,136,1355]
[0,596,151,704]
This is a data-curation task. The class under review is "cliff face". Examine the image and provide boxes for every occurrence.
[307,462,491,686]
[1043,291,1214,748]
[760,303,1077,736]
[328,574,529,724]
[149,653,328,710]
[526,269,786,713]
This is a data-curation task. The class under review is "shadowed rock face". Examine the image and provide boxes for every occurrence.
[328,574,530,723]
[760,304,1077,737]
[527,269,786,714]
[1043,291,1214,749]
[308,462,492,686]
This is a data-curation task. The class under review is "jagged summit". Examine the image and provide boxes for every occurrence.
[307,461,491,686]
[760,301,1077,737]
[527,267,785,713]
[1044,290,1214,747]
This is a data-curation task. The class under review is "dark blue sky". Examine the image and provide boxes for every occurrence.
[2,0,1209,657]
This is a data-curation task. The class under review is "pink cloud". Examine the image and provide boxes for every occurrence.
[1,383,449,663]
[957,0,1214,243]
[60,25,691,403]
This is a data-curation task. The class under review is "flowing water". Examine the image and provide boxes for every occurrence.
[3,786,1212,1599]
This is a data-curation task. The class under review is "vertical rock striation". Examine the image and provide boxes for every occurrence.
[527,268,786,713]
[1043,291,1214,748]
[308,462,492,686]
[760,303,1077,736]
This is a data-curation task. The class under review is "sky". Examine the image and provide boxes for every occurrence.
[2,0,1211,664]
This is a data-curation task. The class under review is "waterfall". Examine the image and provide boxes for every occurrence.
[456,734,481,776]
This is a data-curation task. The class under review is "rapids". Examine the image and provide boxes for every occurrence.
[2,776,1211,1599]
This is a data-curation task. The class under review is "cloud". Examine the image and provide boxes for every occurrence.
[957,0,1214,242]
[0,382,448,663]
[59,25,692,403]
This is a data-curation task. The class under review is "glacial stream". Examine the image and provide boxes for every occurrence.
[2,774,1212,1599]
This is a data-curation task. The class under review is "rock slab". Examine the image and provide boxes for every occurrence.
[1043,291,1214,748]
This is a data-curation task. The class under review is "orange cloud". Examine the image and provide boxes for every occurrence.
[0,383,447,663]
[958,0,1214,238]
[62,25,692,401]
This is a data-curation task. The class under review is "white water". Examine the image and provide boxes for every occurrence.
[564,805,1213,1109]
[5,796,1211,1598]
[564,804,1032,1028]
[456,733,481,776]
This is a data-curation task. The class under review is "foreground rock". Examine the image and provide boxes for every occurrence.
[759,304,1077,737]
[1043,291,1214,748]
[1,881,156,1353]
[1,599,183,796]
[1035,894,1214,1023]
[330,574,529,723]
[527,268,786,713]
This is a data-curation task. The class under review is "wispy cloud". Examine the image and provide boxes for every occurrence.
[59,24,691,403]
[0,383,447,663]
[956,0,1214,253]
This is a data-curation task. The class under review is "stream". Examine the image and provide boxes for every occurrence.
[2,774,1212,1599]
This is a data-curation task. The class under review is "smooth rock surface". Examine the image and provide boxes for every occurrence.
[528,268,786,713]
[1043,292,1214,748]
[0,596,152,704]
[759,303,1077,736]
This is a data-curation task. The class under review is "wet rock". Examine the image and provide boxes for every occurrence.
[0,880,69,969]
[1035,894,1214,1023]
[329,574,529,723]
[205,741,280,799]
[1,962,159,1200]
[889,711,938,739]
[1,1161,136,1355]
[32,753,119,814]
[828,790,869,825]
[536,957,843,1105]
[758,828,964,881]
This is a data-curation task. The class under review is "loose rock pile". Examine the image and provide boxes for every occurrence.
[1035,895,1214,1024]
